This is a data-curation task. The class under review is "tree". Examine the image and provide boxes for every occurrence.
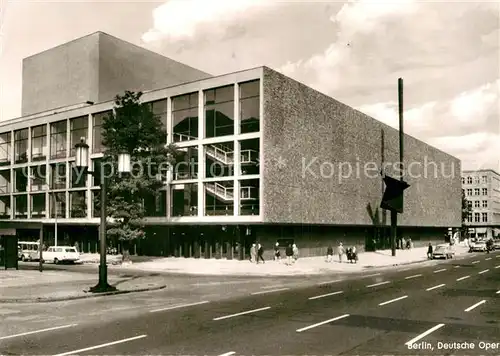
[101,91,178,262]
[461,189,471,237]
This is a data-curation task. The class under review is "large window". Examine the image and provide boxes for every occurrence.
[50,163,66,189]
[143,191,166,217]
[239,138,259,175]
[31,193,46,218]
[151,99,168,132]
[50,120,67,159]
[14,129,28,163]
[474,213,480,223]
[31,125,47,161]
[91,159,102,187]
[482,212,488,223]
[93,111,109,153]
[0,132,11,166]
[0,170,10,194]
[31,165,47,192]
[204,142,234,178]
[240,178,259,215]
[71,166,87,188]
[92,190,101,218]
[172,93,198,142]
[173,146,198,180]
[14,195,28,218]
[70,116,88,156]
[70,191,87,218]
[239,80,260,134]
[50,192,66,218]
[205,86,234,138]
[204,181,234,216]
[171,183,198,217]
[0,196,10,218]
[14,168,28,193]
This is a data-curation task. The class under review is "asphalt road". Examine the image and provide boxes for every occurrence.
[1,251,499,355]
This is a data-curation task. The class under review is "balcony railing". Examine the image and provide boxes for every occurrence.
[205,182,234,201]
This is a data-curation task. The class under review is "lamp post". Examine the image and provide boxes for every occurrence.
[74,137,131,293]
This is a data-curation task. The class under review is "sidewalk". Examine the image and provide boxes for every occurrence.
[108,245,471,276]
[0,270,166,303]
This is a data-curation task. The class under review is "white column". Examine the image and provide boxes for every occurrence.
[233,83,240,216]
[45,123,50,219]
[166,97,172,144]
[65,161,70,219]
[27,127,32,163]
[197,90,205,217]
[87,113,92,219]
[9,130,14,219]
[166,98,172,217]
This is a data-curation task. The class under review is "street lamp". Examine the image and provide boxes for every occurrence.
[74,137,131,293]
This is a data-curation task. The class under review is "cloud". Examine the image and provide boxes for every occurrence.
[142,0,275,43]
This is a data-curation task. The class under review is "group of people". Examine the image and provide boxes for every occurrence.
[249,242,300,265]
[326,242,358,263]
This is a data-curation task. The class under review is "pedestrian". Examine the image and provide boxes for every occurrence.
[427,242,433,259]
[285,243,293,265]
[351,245,358,263]
[274,242,281,261]
[338,242,345,263]
[257,243,265,264]
[326,245,334,262]
[292,244,299,261]
[250,243,256,263]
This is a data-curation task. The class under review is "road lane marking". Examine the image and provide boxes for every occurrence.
[405,274,422,280]
[496,255,500,258]
[378,295,408,306]
[472,260,480,264]
[218,352,236,356]
[52,335,147,356]
[0,324,78,340]
[485,258,492,261]
[363,273,382,278]
[251,287,289,295]
[213,306,271,321]
[426,284,446,291]
[149,300,210,313]
[261,284,285,289]
[309,291,344,300]
[496,290,500,294]
[405,324,445,346]
[495,265,500,269]
[296,314,350,332]
[478,269,489,274]
[456,275,470,281]
[366,281,390,288]
[318,279,342,285]
[464,300,486,312]
[433,269,446,273]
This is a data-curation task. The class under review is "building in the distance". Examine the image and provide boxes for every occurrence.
[462,169,500,239]
[0,32,462,258]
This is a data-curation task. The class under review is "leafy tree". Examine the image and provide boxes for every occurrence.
[461,189,471,237]
[101,91,178,262]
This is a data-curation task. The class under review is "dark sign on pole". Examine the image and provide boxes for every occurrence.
[380,175,410,214]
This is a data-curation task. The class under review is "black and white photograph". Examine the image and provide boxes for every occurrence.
[0,0,499,355]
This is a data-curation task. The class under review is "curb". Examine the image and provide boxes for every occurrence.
[0,284,166,304]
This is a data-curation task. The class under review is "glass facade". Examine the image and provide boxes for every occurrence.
[31,124,47,161]
[205,86,234,138]
[0,77,261,221]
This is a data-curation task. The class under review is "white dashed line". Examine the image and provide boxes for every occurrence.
[363,273,382,278]
[456,275,470,281]
[296,314,349,332]
[366,281,390,288]
[52,335,147,356]
[149,301,210,313]
[213,306,271,321]
[405,324,445,346]
[426,284,446,291]
[433,269,446,273]
[251,288,289,295]
[454,266,460,269]
[378,295,408,306]
[308,291,344,300]
[317,279,343,285]
[485,258,492,261]
[261,284,286,289]
[478,269,489,274]
[496,290,500,294]
[0,324,78,340]
[218,352,236,356]
[495,265,500,269]
[496,255,500,258]
[405,274,422,280]
[472,261,480,264]
[464,300,486,312]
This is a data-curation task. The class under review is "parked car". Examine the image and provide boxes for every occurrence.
[432,244,455,259]
[42,246,80,264]
[493,239,500,250]
[470,239,487,252]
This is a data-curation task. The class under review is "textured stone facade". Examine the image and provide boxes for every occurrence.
[21,32,211,117]
[261,67,461,228]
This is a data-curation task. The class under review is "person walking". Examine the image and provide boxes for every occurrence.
[274,242,281,261]
[326,246,334,262]
[292,244,299,262]
[257,243,265,264]
[250,243,256,263]
[285,243,293,265]
[338,242,345,263]
[427,242,433,259]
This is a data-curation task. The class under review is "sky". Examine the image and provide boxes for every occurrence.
[1,0,499,171]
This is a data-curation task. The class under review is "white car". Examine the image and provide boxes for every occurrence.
[470,240,487,252]
[42,246,80,264]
